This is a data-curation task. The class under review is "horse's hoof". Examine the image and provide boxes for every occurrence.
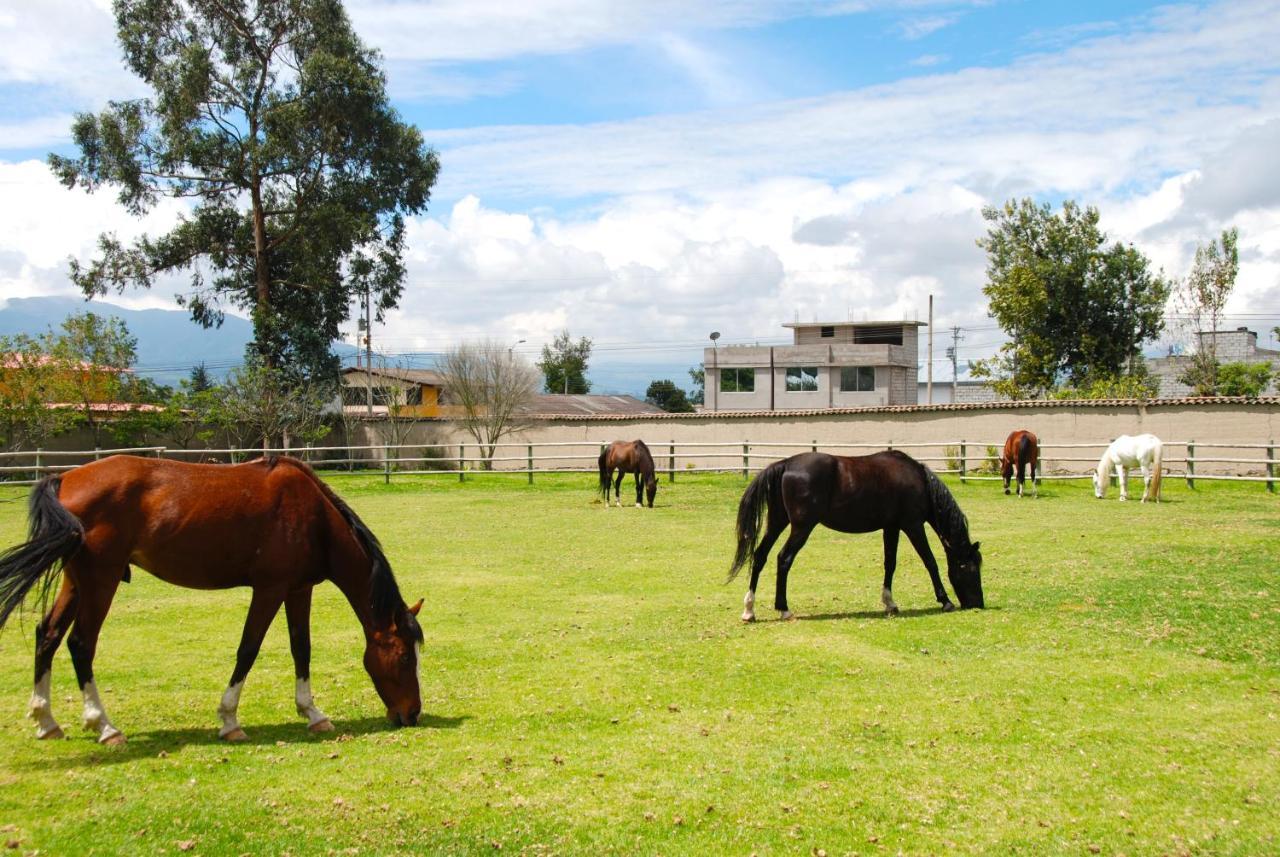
[221,727,249,742]
[99,731,126,746]
[309,719,335,734]
[38,726,64,740]
[885,606,899,617]
[941,602,956,613]
[741,612,756,623]
[1003,488,1010,495]
[635,503,642,508]
[779,610,796,621]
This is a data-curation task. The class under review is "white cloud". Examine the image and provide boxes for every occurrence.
[898,14,960,40]
[909,53,949,67]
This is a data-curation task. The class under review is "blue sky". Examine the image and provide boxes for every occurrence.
[2,0,1279,394]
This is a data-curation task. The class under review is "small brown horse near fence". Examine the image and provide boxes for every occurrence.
[0,455,424,745]
[598,440,658,508]
[1000,429,1039,497]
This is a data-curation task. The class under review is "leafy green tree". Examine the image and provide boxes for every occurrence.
[538,330,592,394]
[1048,372,1160,401]
[49,0,439,380]
[215,361,333,451]
[46,312,138,446]
[1216,362,1273,397]
[687,367,705,405]
[0,334,77,450]
[971,199,1169,398]
[645,380,694,413]
[189,363,213,393]
[1176,228,1239,395]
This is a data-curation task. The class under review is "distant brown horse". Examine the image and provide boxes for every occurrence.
[598,440,658,508]
[1000,429,1039,497]
[0,455,424,745]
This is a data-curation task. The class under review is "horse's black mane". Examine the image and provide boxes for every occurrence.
[918,461,972,553]
[275,456,419,637]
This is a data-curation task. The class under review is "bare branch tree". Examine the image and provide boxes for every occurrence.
[438,340,538,470]
[1176,227,1239,395]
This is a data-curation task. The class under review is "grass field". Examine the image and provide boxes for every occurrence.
[0,470,1277,856]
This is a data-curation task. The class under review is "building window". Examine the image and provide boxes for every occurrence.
[852,325,903,345]
[785,366,819,392]
[820,325,835,338]
[840,366,876,392]
[720,367,755,393]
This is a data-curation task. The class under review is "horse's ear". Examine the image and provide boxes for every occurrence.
[408,598,423,616]
[971,541,981,553]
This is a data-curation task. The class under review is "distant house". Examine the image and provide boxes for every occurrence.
[339,366,446,417]
[1148,328,1280,396]
[703,320,926,412]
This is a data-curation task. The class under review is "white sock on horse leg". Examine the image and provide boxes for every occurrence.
[82,680,122,743]
[29,671,61,738]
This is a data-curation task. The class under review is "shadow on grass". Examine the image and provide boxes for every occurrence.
[799,605,1004,621]
[16,712,469,769]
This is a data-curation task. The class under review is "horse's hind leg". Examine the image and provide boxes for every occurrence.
[218,587,286,741]
[774,522,816,620]
[881,528,901,615]
[65,566,126,745]
[904,524,954,612]
[285,587,333,734]
[29,577,78,739]
[743,516,786,622]
[1016,460,1026,497]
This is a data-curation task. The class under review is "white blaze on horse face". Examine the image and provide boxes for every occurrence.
[29,670,61,738]
[294,678,330,727]
[82,680,123,743]
[218,680,245,737]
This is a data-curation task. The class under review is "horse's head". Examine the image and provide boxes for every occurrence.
[947,541,984,609]
[1091,467,1105,499]
[645,473,658,508]
[363,598,424,726]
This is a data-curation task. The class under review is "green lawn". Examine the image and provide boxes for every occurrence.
[0,471,1277,856]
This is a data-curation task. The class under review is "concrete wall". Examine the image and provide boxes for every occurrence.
[345,399,1280,477]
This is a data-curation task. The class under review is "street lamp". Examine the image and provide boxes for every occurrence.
[508,338,526,357]
[709,331,720,412]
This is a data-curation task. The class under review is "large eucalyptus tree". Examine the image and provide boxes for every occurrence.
[51,0,439,379]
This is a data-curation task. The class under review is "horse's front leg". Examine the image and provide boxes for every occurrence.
[633,472,643,508]
[219,588,286,741]
[904,524,954,611]
[1116,465,1128,501]
[285,588,333,734]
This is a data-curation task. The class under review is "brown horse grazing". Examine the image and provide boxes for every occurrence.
[598,440,658,508]
[0,455,424,745]
[1000,429,1039,497]
[730,451,983,621]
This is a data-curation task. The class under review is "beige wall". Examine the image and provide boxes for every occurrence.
[348,400,1280,477]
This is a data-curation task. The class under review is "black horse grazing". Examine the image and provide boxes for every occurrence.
[729,450,984,621]
[598,440,658,508]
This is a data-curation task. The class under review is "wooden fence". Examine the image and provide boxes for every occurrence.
[1,438,1276,492]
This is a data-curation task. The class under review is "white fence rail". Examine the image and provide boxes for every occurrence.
[0,438,1275,492]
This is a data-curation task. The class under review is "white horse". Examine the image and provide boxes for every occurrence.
[1093,434,1164,502]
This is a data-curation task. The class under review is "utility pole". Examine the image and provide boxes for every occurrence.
[363,287,373,417]
[948,325,963,402]
[927,295,934,405]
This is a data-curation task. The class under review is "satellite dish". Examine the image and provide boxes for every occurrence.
[709,331,721,341]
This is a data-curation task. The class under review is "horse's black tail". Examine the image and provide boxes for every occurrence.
[728,459,785,582]
[0,476,84,630]
[1018,433,1034,479]
[598,447,611,501]
[921,464,970,551]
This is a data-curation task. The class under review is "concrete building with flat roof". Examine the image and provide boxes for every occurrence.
[703,320,926,412]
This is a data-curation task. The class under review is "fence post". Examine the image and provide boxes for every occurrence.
[812,439,817,453]
[743,441,749,479]
[458,444,465,483]
[384,444,392,485]
[527,444,534,485]
[669,441,675,483]
[305,442,312,464]
[1035,436,1042,489]
[1268,440,1275,494]
[1186,440,1195,490]
[959,440,966,484]
[94,446,100,461]
[35,447,42,482]
[230,445,237,465]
